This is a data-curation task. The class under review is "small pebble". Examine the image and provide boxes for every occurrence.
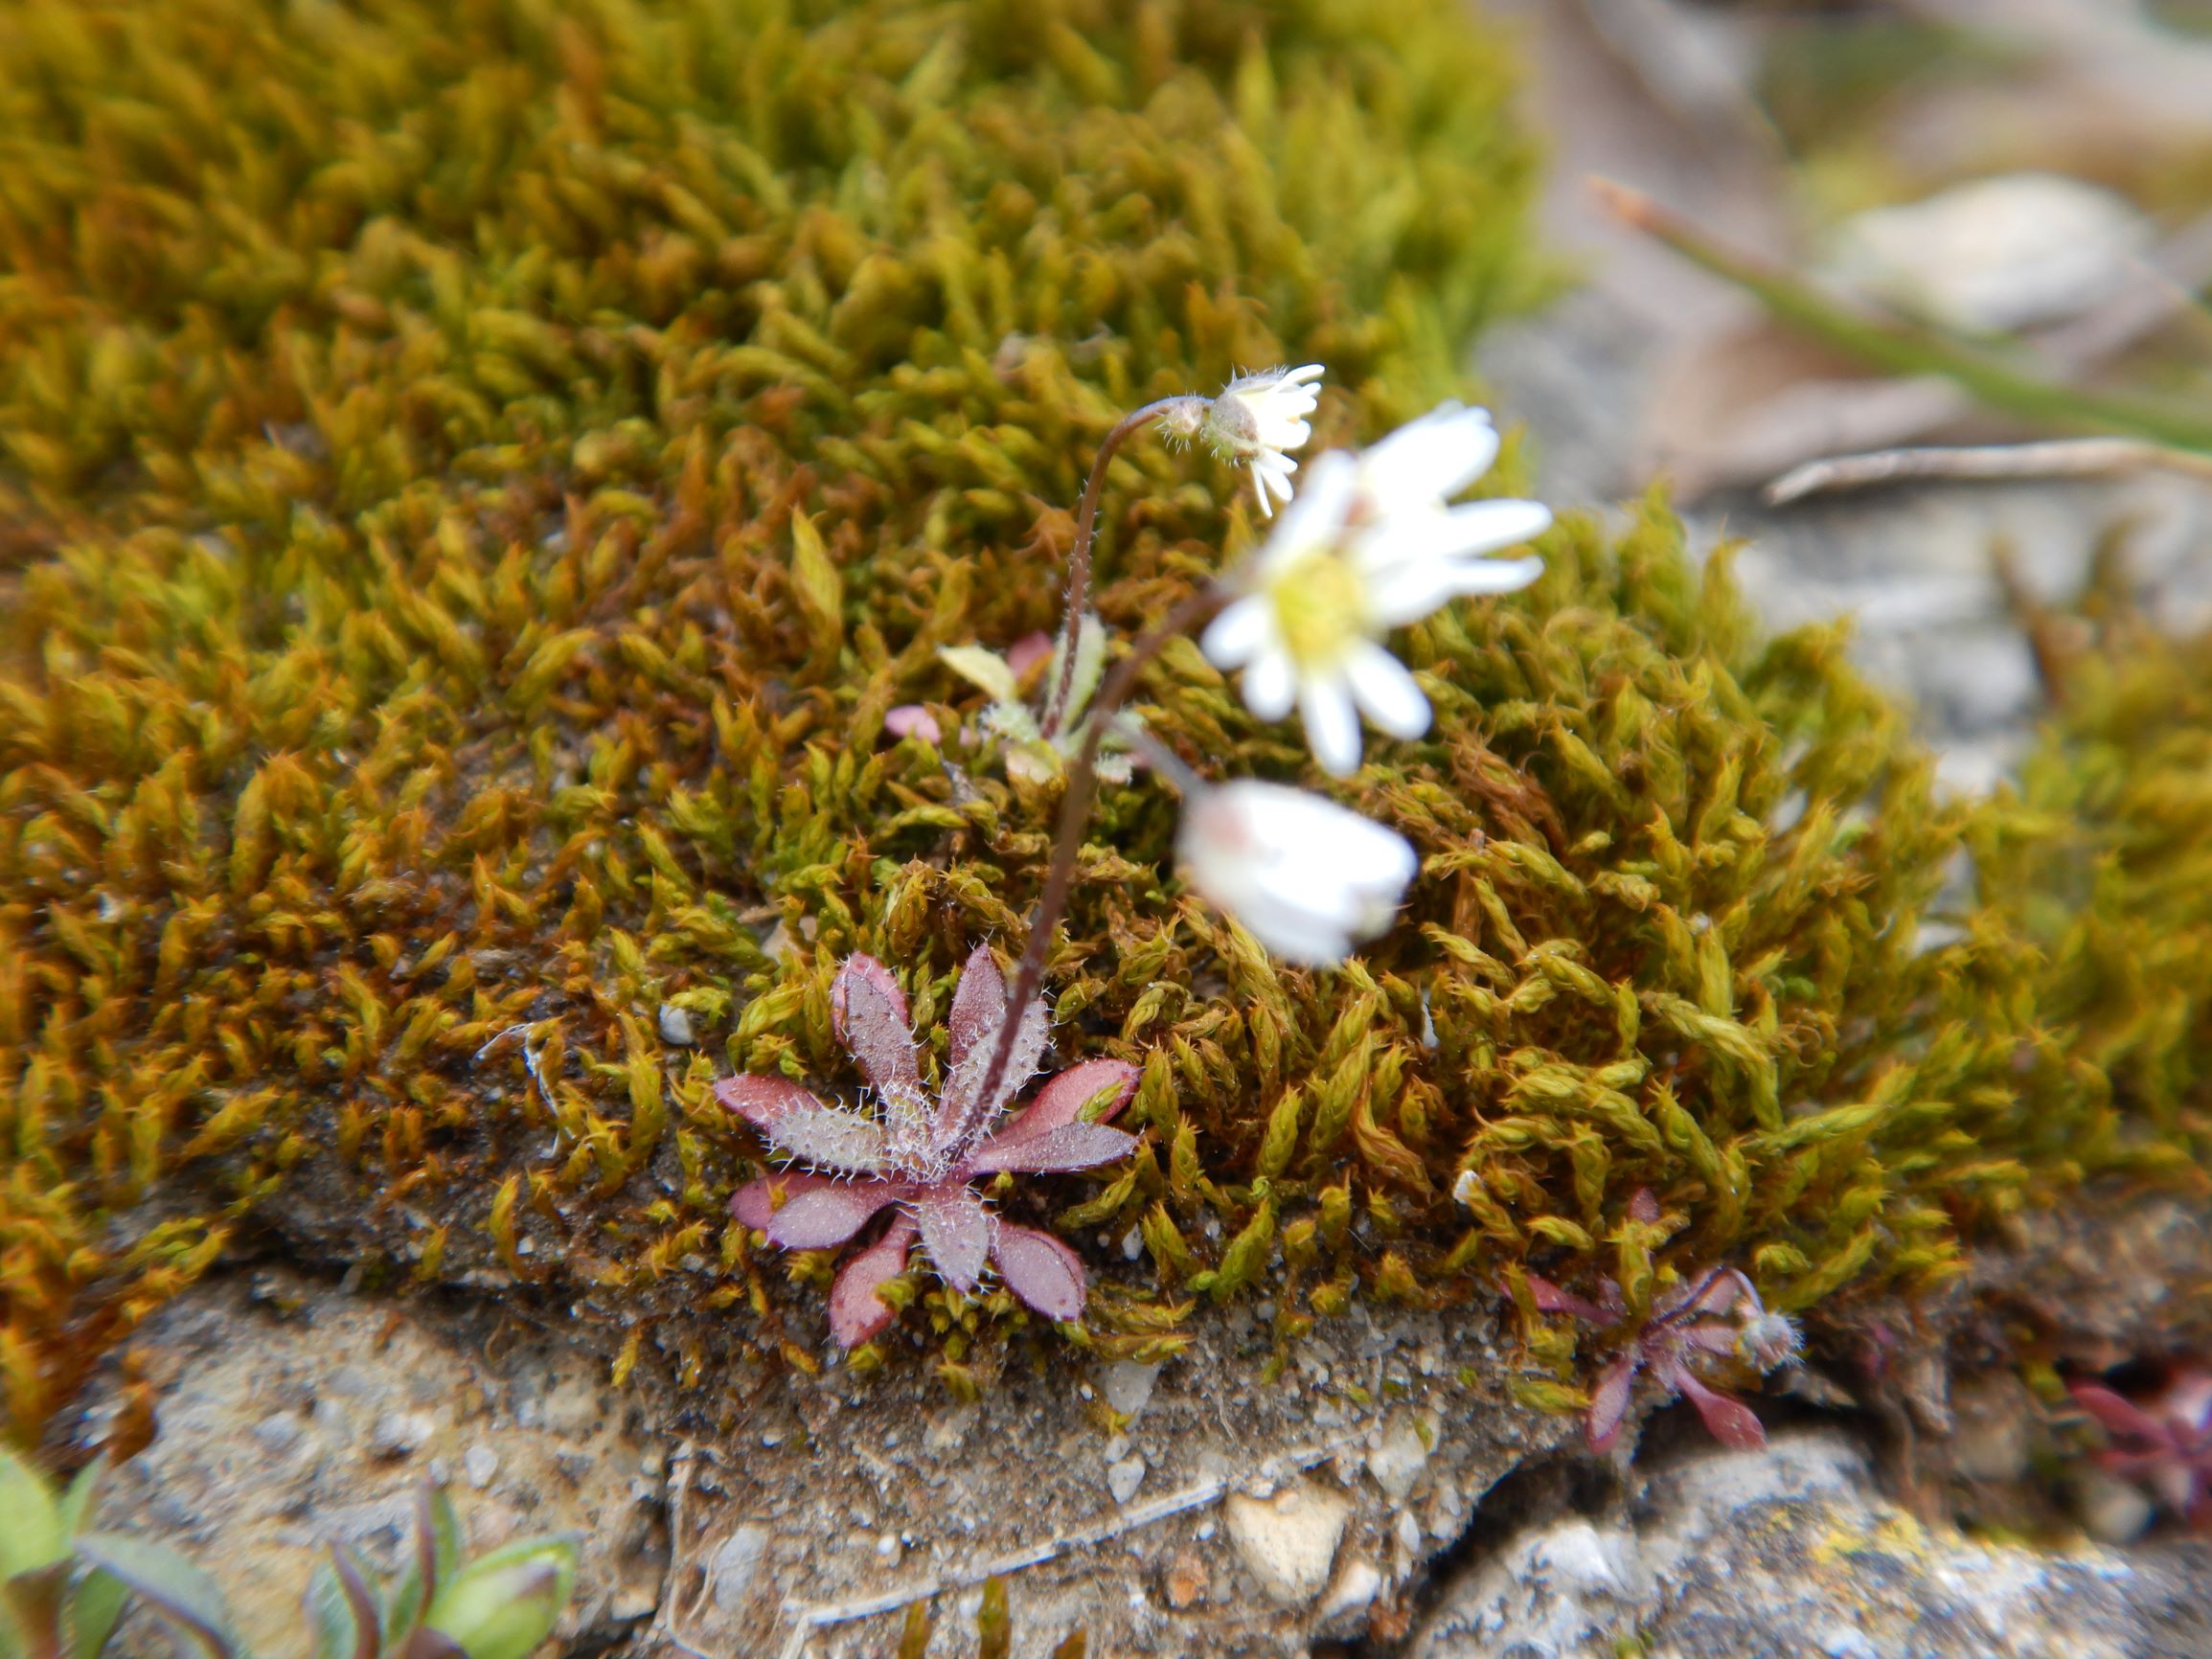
[2077,1471,2155,1545]
[709,1525,771,1613]
[1103,1434,1131,1464]
[463,1443,498,1489]
[369,1411,433,1460]
[657,1005,695,1046]
[1107,1456,1148,1506]
[1164,1548,1208,1608]
[1101,1361,1160,1423]
[877,1534,902,1564]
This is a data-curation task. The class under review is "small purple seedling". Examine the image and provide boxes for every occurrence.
[2071,1370,2212,1527]
[1524,1258,1800,1453]
[721,944,1140,1347]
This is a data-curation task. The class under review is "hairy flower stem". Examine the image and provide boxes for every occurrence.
[974,584,1222,1117]
[1039,397,1207,738]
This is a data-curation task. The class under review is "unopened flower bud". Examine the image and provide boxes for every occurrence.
[1736,1310,1801,1371]
[419,1538,579,1659]
[1198,365,1324,516]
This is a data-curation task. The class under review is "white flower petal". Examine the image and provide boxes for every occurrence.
[1364,550,1546,624]
[1417,497,1553,561]
[1245,451,1358,578]
[1446,553,1547,595]
[1242,647,1297,721]
[1201,596,1274,668]
[1298,672,1363,777]
[1344,642,1431,740]
[1363,557,1483,625]
[1358,404,1498,505]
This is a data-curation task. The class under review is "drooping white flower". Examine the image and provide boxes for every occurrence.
[1175,779,1418,966]
[1201,404,1551,776]
[1198,364,1325,517]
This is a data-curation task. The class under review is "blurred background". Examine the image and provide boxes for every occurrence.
[1485,0,2212,791]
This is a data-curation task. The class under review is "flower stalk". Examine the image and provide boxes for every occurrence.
[1039,396,1208,738]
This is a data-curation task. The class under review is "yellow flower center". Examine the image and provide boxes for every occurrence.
[1266,550,1368,669]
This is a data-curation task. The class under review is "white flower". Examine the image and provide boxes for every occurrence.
[1199,364,1324,517]
[1176,779,1418,966]
[1201,404,1551,776]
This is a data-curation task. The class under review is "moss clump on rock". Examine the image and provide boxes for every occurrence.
[3,0,2208,1447]
[1973,595,2212,1171]
[0,0,1539,1436]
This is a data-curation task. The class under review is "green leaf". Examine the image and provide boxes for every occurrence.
[73,1535,242,1659]
[1050,612,1107,724]
[0,1448,64,1578]
[68,1567,128,1659]
[425,1492,461,1605]
[57,1460,107,1541]
[936,645,1017,703]
[304,1560,366,1659]
[421,1537,579,1659]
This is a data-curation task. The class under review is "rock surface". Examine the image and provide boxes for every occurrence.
[1410,1430,2212,1659]
[67,1264,1566,1657]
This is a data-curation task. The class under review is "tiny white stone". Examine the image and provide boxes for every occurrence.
[1103,1434,1131,1464]
[657,1005,696,1046]
[1101,1361,1160,1422]
[877,1534,901,1564]
[1224,1481,1351,1604]
[369,1411,433,1460]
[1318,1557,1383,1621]
[2077,1471,2155,1545]
[1367,1413,1435,1503]
[1107,1456,1148,1506]
[1121,1227,1144,1261]
[463,1443,498,1489]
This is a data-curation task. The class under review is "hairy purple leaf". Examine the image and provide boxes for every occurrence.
[733,1173,904,1247]
[991,1058,1138,1146]
[832,956,921,1102]
[992,1222,1087,1322]
[714,1074,823,1130]
[916,1187,992,1292]
[1672,1368,1767,1450]
[946,943,1005,1071]
[830,1216,918,1348]
[832,953,910,1035]
[966,1122,1137,1174]
[937,990,1048,1150]
[1526,1273,1621,1328]
[764,1104,889,1174]
[1586,1354,1639,1452]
